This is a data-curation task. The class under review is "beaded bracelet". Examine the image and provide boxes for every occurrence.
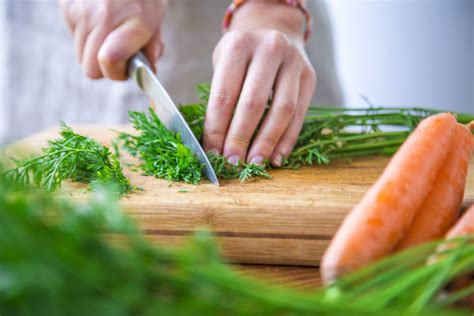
[222,0,312,43]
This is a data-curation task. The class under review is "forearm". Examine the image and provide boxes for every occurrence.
[229,1,306,43]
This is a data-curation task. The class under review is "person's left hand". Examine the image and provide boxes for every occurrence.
[202,2,316,167]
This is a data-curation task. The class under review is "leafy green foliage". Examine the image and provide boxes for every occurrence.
[286,107,448,168]
[179,103,206,140]
[118,108,203,184]
[118,84,474,185]
[4,123,132,195]
[0,173,472,315]
[118,106,273,184]
[196,83,211,103]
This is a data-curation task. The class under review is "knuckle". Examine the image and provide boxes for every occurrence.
[226,134,250,149]
[303,66,317,88]
[225,30,250,52]
[98,50,120,69]
[97,51,127,80]
[274,100,297,116]
[203,128,226,146]
[256,138,277,153]
[280,134,298,147]
[295,106,309,121]
[240,93,266,113]
[209,89,234,110]
[264,31,288,54]
[126,19,152,39]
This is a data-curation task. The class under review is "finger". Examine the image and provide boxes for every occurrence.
[58,0,76,32]
[143,33,163,65]
[98,18,153,80]
[143,33,163,74]
[73,22,88,63]
[271,68,317,167]
[246,62,301,164]
[222,52,281,165]
[202,42,249,154]
[82,24,110,79]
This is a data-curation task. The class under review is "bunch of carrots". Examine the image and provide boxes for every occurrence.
[322,113,474,285]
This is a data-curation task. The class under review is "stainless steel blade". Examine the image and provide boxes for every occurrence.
[128,52,219,185]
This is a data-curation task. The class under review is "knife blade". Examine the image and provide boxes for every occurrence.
[128,52,219,185]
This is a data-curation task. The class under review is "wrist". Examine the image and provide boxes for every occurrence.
[229,1,306,43]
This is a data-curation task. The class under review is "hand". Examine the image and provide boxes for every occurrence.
[203,3,316,167]
[59,0,166,80]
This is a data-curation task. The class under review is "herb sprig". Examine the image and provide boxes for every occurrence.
[4,123,132,195]
[0,172,472,315]
[119,108,272,184]
[118,108,203,184]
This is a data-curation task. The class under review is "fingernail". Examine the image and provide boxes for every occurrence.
[228,155,240,166]
[250,155,264,165]
[209,148,219,155]
[273,154,283,167]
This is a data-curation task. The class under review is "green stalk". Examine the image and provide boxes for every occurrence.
[294,131,408,154]
[305,107,474,124]
[331,139,406,152]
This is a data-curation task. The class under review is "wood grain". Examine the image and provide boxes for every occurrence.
[238,265,321,290]
[4,125,474,267]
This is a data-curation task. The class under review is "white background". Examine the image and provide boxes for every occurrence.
[327,0,473,114]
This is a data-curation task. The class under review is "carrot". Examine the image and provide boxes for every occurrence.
[321,113,458,284]
[395,123,474,250]
[438,205,474,308]
[445,204,474,239]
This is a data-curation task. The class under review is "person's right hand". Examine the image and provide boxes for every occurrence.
[59,0,166,80]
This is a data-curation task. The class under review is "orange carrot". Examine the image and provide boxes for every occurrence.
[321,113,458,284]
[431,204,474,257]
[438,205,474,307]
[445,204,474,239]
[395,124,474,250]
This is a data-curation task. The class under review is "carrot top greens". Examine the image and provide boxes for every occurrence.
[118,83,474,184]
[117,109,203,184]
[4,123,132,195]
[0,172,472,315]
[117,108,271,184]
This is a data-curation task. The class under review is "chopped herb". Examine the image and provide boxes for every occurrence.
[118,108,203,184]
[4,123,132,195]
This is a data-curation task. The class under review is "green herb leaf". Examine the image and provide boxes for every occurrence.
[118,108,203,184]
[4,123,132,195]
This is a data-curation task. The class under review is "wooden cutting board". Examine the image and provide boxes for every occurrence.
[4,125,474,267]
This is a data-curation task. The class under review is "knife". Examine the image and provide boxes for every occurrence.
[128,52,219,185]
